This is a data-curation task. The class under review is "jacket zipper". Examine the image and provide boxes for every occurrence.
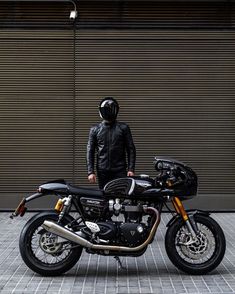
[108,126,111,170]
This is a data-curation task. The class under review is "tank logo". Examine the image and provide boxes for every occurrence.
[140,183,152,188]
[87,200,100,205]
[130,231,136,236]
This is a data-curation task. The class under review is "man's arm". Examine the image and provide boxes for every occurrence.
[124,124,136,174]
[87,127,97,176]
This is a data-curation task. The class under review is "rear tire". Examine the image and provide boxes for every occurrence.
[165,214,226,275]
[19,211,83,276]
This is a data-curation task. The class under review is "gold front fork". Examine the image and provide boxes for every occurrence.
[172,197,189,221]
[172,196,197,238]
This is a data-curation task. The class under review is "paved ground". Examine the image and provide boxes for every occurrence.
[0,212,234,294]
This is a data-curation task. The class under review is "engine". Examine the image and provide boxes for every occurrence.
[82,219,148,247]
[80,196,143,222]
[119,222,148,247]
[80,196,150,247]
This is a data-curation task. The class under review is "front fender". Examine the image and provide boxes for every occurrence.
[166,210,210,228]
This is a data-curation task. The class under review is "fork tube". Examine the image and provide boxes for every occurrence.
[172,198,180,214]
[172,197,188,221]
[172,197,197,237]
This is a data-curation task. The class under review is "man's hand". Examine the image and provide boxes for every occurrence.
[127,171,135,177]
[88,173,96,183]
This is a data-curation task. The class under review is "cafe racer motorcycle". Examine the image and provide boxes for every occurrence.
[11,157,226,276]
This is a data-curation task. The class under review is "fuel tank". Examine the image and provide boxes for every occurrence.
[103,175,162,199]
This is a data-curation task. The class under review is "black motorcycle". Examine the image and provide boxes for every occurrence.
[11,157,226,276]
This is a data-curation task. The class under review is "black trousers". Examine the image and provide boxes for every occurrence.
[97,169,127,189]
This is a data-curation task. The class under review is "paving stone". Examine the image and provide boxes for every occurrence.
[0,213,234,294]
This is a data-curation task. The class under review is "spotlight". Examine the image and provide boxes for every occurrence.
[70,10,78,20]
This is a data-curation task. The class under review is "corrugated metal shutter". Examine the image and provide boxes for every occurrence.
[1,1,235,210]
[0,2,76,208]
[0,29,74,208]
[75,29,235,205]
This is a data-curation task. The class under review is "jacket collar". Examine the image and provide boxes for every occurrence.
[102,120,117,126]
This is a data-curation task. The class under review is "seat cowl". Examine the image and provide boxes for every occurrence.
[39,180,68,194]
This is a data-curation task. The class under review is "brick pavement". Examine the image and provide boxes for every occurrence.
[0,212,234,294]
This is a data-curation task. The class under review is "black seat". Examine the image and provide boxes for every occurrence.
[67,184,104,198]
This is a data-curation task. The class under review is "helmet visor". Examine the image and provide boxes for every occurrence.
[99,99,119,121]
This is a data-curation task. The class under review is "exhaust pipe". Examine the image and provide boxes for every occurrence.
[42,207,160,252]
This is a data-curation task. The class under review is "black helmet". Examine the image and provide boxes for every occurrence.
[99,97,119,121]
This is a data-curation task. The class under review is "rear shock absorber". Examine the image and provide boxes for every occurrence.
[56,195,72,222]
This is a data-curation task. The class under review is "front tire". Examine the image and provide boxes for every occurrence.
[19,211,83,276]
[165,214,226,275]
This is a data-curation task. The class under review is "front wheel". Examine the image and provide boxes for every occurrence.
[19,211,83,276]
[165,214,226,275]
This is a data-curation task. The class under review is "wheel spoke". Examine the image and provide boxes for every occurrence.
[30,220,73,265]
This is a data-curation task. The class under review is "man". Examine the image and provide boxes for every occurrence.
[87,97,136,189]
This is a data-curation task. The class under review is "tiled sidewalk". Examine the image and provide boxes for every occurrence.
[0,212,234,294]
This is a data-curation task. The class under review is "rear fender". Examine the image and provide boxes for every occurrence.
[10,190,64,219]
[166,210,210,228]
[10,192,44,218]
[10,180,68,219]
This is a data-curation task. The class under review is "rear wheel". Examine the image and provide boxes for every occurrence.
[165,214,226,274]
[19,211,83,276]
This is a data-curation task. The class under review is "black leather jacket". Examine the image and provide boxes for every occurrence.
[87,121,136,175]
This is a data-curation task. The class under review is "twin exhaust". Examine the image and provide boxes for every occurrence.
[42,207,160,252]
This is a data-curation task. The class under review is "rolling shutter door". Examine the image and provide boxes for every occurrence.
[75,29,235,209]
[1,1,234,210]
[0,30,74,209]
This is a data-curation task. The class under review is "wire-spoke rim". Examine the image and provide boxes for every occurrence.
[30,224,73,265]
[175,223,216,265]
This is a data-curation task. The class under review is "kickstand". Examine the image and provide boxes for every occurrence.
[114,256,126,270]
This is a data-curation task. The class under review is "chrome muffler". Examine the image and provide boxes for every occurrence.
[42,207,160,252]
